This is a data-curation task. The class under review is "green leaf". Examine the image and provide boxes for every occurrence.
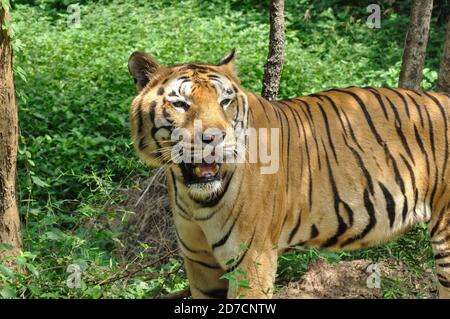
[26,263,39,277]
[45,228,65,241]
[0,265,15,280]
[31,176,49,188]
[237,280,251,289]
[0,284,16,299]
[1,0,9,11]
[0,242,13,251]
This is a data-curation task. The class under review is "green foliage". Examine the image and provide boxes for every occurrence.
[1,0,446,298]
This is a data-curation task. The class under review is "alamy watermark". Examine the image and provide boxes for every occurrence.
[366,4,381,29]
[66,263,82,289]
[366,263,381,289]
[67,3,81,28]
[169,120,280,174]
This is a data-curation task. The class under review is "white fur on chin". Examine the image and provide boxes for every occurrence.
[187,180,222,200]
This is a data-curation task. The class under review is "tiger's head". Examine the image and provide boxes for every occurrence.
[128,49,248,201]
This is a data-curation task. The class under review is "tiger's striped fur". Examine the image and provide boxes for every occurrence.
[128,50,450,299]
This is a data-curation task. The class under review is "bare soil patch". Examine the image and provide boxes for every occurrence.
[275,258,436,299]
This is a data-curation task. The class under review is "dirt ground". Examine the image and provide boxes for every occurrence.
[274,258,436,299]
[106,174,437,299]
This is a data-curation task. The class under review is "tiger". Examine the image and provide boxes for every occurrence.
[127,48,450,299]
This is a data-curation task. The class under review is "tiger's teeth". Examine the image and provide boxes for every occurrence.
[194,166,201,177]
[212,164,219,174]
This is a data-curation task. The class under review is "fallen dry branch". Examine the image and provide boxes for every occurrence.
[152,287,191,299]
[94,248,180,286]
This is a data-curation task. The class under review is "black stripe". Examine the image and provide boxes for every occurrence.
[217,170,244,228]
[310,224,319,239]
[170,169,191,220]
[378,182,396,228]
[381,143,407,217]
[252,93,271,122]
[274,101,292,191]
[430,206,447,238]
[317,103,339,164]
[437,263,450,268]
[192,171,235,211]
[399,153,416,222]
[197,287,227,299]
[422,104,437,163]
[182,64,214,72]
[364,87,389,120]
[431,233,450,245]
[176,228,208,254]
[329,89,384,146]
[282,101,305,187]
[342,134,374,195]
[435,218,450,237]
[291,106,313,210]
[385,88,410,118]
[316,94,364,152]
[212,208,242,250]
[296,99,322,170]
[185,256,221,269]
[288,212,302,244]
[227,229,256,272]
[162,108,174,125]
[435,252,450,260]
[138,137,146,150]
[406,93,424,128]
[424,92,449,181]
[305,103,322,169]
[136,103,144,134]
[385,96,415,165]
[279,100,302,140]
[149,101,157,123]
[414,125,430,176]
[341,189,376,247]
[321,140,348,248]
[437,275,450,288]
[429,168,439,211]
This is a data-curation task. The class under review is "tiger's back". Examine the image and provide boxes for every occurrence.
[251,87,450,251]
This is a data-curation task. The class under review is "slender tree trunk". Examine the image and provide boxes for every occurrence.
[399,0,434,90]
[437,19,450,93]
[0,6,22,259]
[261,0,285,101]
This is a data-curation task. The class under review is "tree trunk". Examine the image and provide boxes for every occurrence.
[261,0,285,101]
[437,19,450,94]
[399,0,434,90]
[0,6,22,259]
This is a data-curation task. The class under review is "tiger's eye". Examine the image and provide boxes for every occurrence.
[171,101,190,111]
[221,99,232,107]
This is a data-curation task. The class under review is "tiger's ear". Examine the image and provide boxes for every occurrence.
[218,48,238,79]
[128,51,161,92]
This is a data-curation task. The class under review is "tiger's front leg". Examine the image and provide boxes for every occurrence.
[175,217,228,299]
[183,254,228,298]
[225,243,278,299]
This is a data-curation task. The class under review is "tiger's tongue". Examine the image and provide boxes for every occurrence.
[194,163,219,178]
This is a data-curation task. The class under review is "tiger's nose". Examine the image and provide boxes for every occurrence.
[202,131,226,144]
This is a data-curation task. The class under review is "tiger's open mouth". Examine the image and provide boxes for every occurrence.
[180,161,223,186]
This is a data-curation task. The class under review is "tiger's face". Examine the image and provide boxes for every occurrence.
[128,49,248,201]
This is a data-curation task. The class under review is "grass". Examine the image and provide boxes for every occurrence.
[0,0,446,298]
